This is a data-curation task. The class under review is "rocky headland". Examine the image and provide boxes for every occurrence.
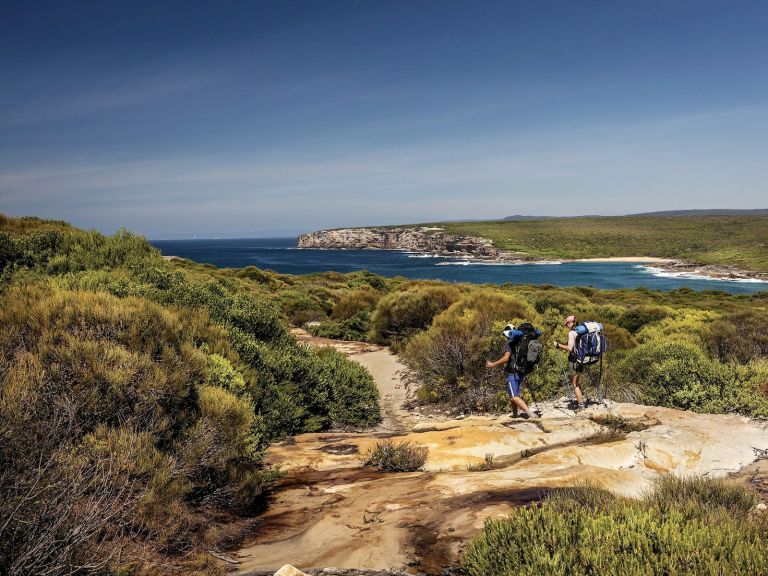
[297,227,509,261]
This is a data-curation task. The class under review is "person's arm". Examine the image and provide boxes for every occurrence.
[555,330,577,351]
[486,351,511,368]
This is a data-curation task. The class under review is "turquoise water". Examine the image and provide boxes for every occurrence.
[150,238,768,295]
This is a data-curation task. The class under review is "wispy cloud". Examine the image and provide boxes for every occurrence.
[0,64,219,128]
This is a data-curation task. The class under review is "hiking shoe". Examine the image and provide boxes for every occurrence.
[519,413,531,420]
[573,404,586,413]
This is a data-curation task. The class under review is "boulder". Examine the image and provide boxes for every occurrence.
[274,565,310,576]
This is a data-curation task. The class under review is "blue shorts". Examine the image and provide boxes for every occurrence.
[505,373,524,398]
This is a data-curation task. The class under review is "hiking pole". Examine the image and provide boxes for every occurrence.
[526,376,542,417]
[555,352,575,405]
[596,354,609,409]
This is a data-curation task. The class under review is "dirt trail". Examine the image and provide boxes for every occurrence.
[236,331,768,575]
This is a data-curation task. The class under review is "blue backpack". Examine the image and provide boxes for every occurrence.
[573,321,607,365]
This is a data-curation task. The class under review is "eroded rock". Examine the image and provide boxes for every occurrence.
[236,403,768,575]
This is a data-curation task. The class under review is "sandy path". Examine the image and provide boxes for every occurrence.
[350,348,414,432]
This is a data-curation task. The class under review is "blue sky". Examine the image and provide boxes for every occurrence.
[1,1,766,237]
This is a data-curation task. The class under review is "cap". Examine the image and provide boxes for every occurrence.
[564,315,576,326]
[502,324,515,337]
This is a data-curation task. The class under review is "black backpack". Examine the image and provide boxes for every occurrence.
[507,322,544,375]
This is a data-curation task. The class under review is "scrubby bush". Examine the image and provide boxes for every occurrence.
[0,285,274,573]
[369,284,462,346]
[466,453,496,472]
[618,339,727,410]
[315,346,381,428]
[601,322,637,351]
[178,385,264,508]
[309,310,372,341]
[276,289,329,326]
[463,477,768,576]
[527,287,591,314]
[231,336,380,435]
[618,304,672,333]
[206,353,247,396]
[364,439,428,472]
[706,310,768,364]
[635,309,718,347]
[646,475,756,518]
[235,265,273,284]
[331,287,381,320]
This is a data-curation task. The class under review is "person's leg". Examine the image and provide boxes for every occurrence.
[572,373,585,408]
[511,395,532,416]
[507,374,533,417]
[567,362,585,409]
[506,374,519,417]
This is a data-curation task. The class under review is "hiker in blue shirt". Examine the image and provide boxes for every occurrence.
[486,324,541,419]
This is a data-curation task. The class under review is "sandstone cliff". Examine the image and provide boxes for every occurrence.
[297,227,503,259]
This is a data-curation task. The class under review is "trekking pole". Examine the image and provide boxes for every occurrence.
[527,377,542,417]
[597,354,609,409]
[556,352,575,405]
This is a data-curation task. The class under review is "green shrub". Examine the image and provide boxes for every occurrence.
[646,475,755,519]
[309,310,372,341]
[179,385,263,507]
[618,305,672,333]
[617,339,726,411]
[0,285,275,573]
[235,265,273,284]
[706,310,768,364]
[364,439,428,472]
[700,359,768,418]
[206,353,247,396]
[369,284,462,345]
[276,289,329,326]
[601,322,637,351]
[463,477,767,576]
[528,288,591,314]
[331,287,381,320]
[635,309,718,347]
[315,346,381,428]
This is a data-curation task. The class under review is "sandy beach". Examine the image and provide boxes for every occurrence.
[570,256,674,263]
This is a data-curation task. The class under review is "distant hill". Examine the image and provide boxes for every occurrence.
[626,208,768,217]
[504,209,768,220]
[427,213,768,273]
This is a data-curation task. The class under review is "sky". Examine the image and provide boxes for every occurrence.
[1,1,767,238]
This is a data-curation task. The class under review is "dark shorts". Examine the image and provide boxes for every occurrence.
[567,361,585,376]
[505,373,524,397]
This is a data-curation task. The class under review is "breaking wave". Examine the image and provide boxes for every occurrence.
[637,265,768,284]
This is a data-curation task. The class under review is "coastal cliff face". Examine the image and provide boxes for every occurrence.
[297,227,501,259]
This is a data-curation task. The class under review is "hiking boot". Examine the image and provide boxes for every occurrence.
[573,404,586,413]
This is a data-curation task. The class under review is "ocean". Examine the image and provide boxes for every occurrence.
[150,238,768,295]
